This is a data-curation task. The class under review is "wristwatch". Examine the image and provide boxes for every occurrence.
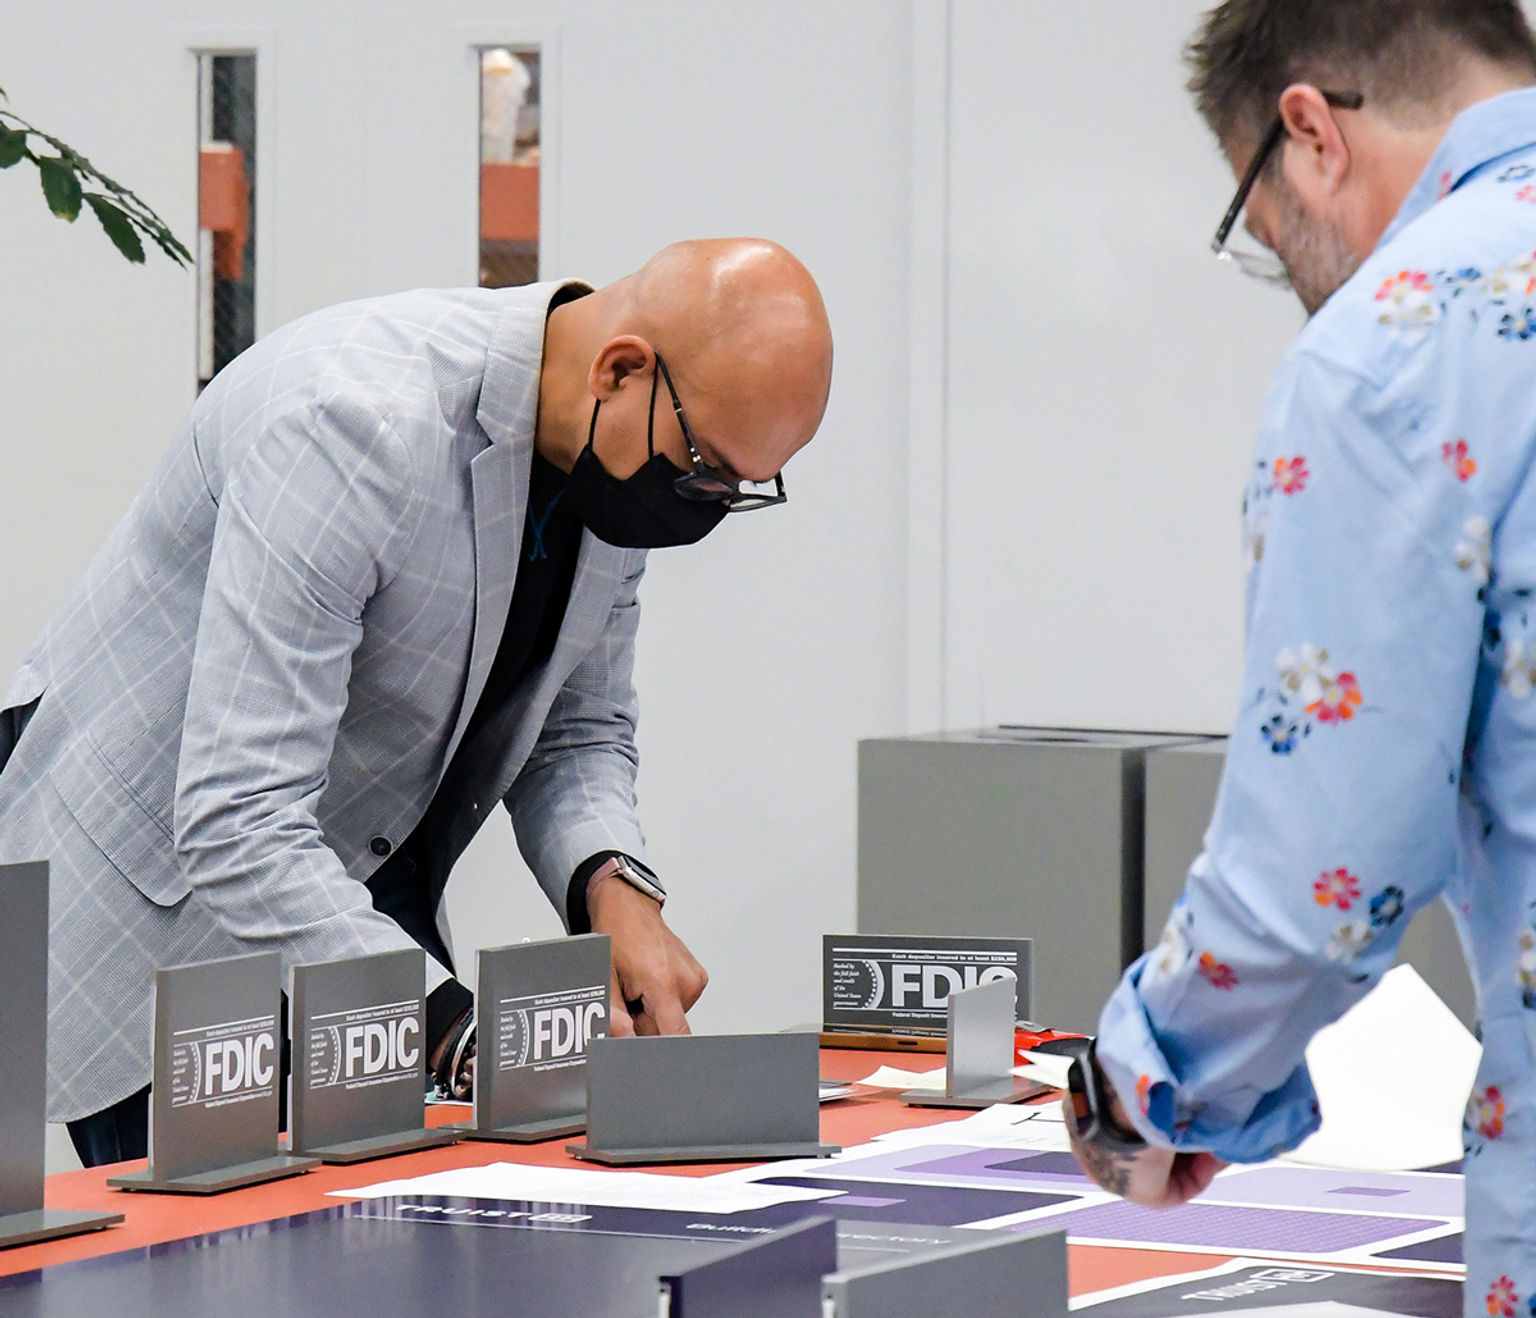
[588,853,667,907]
[1060,1036,1149,1154]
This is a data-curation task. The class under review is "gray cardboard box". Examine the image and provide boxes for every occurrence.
[1142,738,1476,1029]
[858,728,1199,1033]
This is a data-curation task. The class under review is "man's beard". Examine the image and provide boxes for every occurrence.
[1273,177,1363,316]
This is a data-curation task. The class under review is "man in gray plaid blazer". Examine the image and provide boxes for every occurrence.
[0,238,833,1160]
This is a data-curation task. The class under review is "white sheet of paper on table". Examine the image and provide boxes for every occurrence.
[328,1162,842,1215]
[1283,964,1480,1173]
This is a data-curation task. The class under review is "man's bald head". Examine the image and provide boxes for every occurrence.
[539,238,833,485]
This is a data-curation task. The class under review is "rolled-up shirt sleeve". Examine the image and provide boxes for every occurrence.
[1097,341,1486,1162]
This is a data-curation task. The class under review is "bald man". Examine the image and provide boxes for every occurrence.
[0,238,834,1165]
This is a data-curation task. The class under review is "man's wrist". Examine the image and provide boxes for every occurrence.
[566,851,664,933]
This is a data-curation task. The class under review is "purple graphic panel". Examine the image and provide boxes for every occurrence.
[1019,1200,1445,1253]
[1209,1167,1464,1219]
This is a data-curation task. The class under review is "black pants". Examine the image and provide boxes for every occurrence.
[66,1084,149,1168]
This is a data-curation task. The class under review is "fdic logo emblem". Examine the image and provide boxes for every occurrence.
[171,1014,278,1108]
[308,1002,422,1090]
[497,983,608,1073]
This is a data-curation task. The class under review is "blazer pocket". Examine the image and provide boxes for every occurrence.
[51,737,191,907]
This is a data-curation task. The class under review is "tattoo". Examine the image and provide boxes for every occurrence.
[1075,1133,1135,1197]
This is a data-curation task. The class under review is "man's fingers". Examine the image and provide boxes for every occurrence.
[608,971,636,1037]
[643,989,692,1037]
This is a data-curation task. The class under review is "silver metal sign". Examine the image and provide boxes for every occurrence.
[289,949,459,1162]
[569,1032,839,1166]
[0,860,122,1246]
[464,933,611,1142]
[900,977,1050,1109]
[822,934,1033,1035]
[108,952,318,1193]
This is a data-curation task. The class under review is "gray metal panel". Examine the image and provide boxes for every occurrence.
[0,861,48,1218]
[473,934,610,1136]
[582,1033,823,1153]
[145,952,285,1181]
[290,949,431,1155]
[662,1217,836,1317]
[858,730,1196,1032]
[946,977,1016,1095]
[823,1226,1068,1318]
[1141,740,1477,1029]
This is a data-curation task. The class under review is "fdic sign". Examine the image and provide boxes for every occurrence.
[822,934,1033,1033]
[290,948,454,1161]
[470,933,611,1141]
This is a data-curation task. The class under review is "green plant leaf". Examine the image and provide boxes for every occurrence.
[0,125,24,168]
[85,193,145,263]
[38,155,82,221]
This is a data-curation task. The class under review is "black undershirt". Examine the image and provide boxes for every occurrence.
[370,449,582,1042]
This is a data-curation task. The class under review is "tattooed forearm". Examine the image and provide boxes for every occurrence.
[1076,1137,1135,1197]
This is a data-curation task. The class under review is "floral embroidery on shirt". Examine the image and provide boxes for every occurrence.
[1243,461,1273,566]
[1500,163,1536,183]
[1136,1074,1152,1117]
[1272,456,1309,495]
[1471,1085,1506,1140]
[1374,270,1439,336]
[1197,952,1238,991]
[1313,868,1362,910]
[1326,918,1375,963]
[1259,646,1365,752]
[1519,929,1536,1009]
[1444,439,1478,481]
[1519,185,1536,204]
[1498,307,1536,340]
[1369,886,1406,928]
[1149,918,1192,979]
[1488,1276,1520,1318]
[1458,515,1493,589]
[1502,639,1536,698]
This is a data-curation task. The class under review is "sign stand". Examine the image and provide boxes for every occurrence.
[288,949,459,1163]
[457,933,611,1143]
[569,1032,839,1165]
[108,952,318,1193]
[0,860,122,1247]
[901,977,1050,1109]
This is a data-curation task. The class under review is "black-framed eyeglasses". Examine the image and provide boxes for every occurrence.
[1211,90,1364,286]
[653,353,788,513]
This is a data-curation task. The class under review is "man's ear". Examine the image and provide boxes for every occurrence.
[588,336,656,401]
[1277,82,1351,200]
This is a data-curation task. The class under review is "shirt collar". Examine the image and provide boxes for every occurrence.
[1381,86,1536,247]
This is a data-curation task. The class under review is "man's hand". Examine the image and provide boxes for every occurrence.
[1065,1080,1226,1208]
[588,874,708,1037]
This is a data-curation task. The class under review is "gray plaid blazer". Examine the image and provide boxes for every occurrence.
[0,281,651,1120]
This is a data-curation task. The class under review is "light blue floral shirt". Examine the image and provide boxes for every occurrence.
[1098,88,1536,1163]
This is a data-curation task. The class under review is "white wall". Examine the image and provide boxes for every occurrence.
[1,1,914,1051]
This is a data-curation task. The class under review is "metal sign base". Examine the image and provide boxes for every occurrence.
[458,1113,587,1144]
[0,1208,124,1250]
[567,1140,839,1167]
[293,1127,460,1165]
[108,1152,318,1195]
[898,1078,1052,1109]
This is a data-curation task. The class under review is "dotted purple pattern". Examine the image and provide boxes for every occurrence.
[1016,1201,1444,1253]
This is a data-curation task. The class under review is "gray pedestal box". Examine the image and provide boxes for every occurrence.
[858,729,1198,1033]
[1143,738,1476,1029]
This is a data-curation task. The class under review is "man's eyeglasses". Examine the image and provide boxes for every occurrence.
[1211,90,1364,286]
[654,354,787,513]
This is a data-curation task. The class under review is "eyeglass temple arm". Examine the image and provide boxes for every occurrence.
[1211,91,1364,254]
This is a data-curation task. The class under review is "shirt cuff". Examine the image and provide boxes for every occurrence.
[1097,961,1323,1164]
[566,851,625,934]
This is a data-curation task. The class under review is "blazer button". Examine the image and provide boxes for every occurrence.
[370,836,392,857]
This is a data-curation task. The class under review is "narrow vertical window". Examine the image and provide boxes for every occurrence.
[197,53,256,389]
[479,46,541,288]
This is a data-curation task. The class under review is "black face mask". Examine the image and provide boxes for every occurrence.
[563,375,729,549]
